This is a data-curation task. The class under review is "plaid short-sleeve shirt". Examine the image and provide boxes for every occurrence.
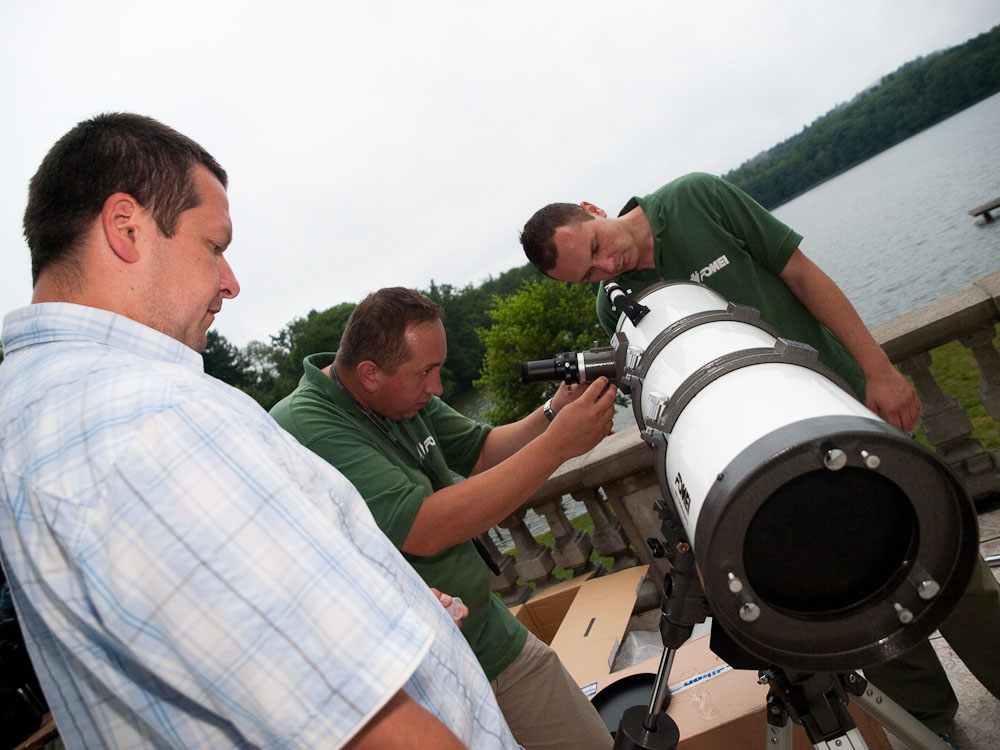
[0,303,516,750]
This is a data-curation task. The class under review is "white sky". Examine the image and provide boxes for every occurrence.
[2,1,997,347]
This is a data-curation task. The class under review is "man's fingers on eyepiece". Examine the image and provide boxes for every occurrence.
[582,376,610,400]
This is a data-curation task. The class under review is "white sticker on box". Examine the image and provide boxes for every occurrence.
[667,664,733,695]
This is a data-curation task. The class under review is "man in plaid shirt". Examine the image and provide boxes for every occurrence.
[0,113,518,750]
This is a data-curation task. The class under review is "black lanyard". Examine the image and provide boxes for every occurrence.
[329,366,501,574]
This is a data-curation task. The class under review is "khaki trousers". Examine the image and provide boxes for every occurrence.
[492,631,613,750]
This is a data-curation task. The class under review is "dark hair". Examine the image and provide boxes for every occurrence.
[519,202,594,273]
[23,112,228,284]
[338,287,444,374]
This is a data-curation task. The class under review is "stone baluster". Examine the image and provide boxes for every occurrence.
[600,468,671,587]
[498,510,556,588]
[571,487,639,571]
[961,325,1000,424]
[482,532,530,606]
[535,498,594,576]
[899,352,990,469]
[956,325,1000,498]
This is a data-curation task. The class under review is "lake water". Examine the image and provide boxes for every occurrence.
[500,93,1000,549]
[772,92,1000,328]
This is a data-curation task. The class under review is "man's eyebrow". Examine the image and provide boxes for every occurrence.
[212,222,233,248]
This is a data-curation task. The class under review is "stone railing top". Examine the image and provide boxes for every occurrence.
[872,270,1000,360]
[524,426,651,504]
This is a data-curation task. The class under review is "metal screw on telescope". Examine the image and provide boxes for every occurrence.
[739,602,761,622]
[861,449,881,469]
[824,448,847,470]
[918,579,940,600]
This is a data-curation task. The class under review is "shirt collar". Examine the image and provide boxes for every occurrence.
[1,303,205,371]
[620,193,667,240]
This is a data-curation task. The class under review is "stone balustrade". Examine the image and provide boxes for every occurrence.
[487,270,1000,605]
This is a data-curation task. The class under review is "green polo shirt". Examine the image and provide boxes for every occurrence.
[270,353,527,680]
[596,172,865,399]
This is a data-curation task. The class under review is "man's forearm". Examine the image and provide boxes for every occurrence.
[778,249,920,430]
[779,249,894,377]
[471,382,583,472]
[345,690,466,750]
[471,407,551,471]
[401,428,569,556]
[402,378,615,556]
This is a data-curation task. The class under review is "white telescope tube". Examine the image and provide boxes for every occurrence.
[613,280,977,671]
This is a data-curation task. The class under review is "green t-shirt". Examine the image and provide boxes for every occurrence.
[595,172,865,399]
[269,353,527,680]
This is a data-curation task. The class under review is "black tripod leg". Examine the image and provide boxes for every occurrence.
[613,645,680,750]
[644,645,675,723]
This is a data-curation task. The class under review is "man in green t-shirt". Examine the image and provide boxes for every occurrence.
[270,287,616,750]
[518,171,1000,742]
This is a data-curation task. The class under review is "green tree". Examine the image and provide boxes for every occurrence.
[240,340,282,406]
[425,280,489,400]
[424,265,543,400]
[210,303,357,411]
[202,330,249,388]
[475,279,604,424]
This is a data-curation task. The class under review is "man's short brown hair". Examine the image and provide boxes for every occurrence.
[519,203,594,274]
[23,112,227,284]
[338,287,444,374]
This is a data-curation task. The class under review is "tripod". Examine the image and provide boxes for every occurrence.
[612,540,953,749]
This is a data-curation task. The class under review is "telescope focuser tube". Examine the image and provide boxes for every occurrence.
[519,347,617,386]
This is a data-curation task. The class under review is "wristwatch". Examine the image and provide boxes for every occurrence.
[543,398,556,422]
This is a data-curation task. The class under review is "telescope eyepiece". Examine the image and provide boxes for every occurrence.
[520,352,582,385]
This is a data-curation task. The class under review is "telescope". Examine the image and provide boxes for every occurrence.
[521,281,978,748]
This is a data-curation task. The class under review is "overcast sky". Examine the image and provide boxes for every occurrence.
[2,1,997,347]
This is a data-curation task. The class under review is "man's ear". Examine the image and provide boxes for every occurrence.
[356,361,381,393]
[579,201,607,218]
[101,192,144,263]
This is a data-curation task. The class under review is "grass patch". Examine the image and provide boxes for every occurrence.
[909,330,1000,451]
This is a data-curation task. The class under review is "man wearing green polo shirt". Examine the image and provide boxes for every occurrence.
[270,286,616,750]
[519,171,1000,744]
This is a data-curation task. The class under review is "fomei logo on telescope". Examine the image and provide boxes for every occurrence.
[674,473,691,516]
[689,254,730,282]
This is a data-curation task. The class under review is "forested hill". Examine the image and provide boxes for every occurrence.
[724,24,1000,209]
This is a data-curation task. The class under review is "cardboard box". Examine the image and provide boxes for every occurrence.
[519,566,892,749]
[507,603,534,638]
[548,565,648,686]
[590,637,891,749]
[514,569,600,644]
